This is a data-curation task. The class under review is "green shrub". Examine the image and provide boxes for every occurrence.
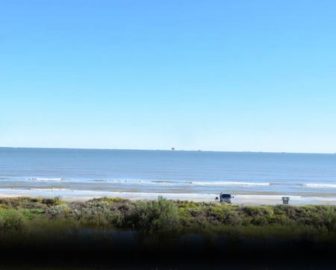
[0,210,25,232]
[127,197,180,233]
[1,197,336,238]
[241,206,274,225]
[41,196,63,206]
[45,204,71,219]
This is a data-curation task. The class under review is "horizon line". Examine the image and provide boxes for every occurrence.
[0,146,335,155]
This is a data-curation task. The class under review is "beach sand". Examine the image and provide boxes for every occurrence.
[0,188,336,205]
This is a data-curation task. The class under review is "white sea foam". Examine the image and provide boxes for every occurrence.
[31,177,63,182]
[101,179,270,187]
[29,188,70,191]
[103,179,180,186]
[305,183,336,189]
[23,176,270,187]
[192,181,270,187]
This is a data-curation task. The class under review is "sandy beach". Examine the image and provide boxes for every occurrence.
[1,188,336,205]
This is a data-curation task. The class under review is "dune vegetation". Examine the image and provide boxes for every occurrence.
[0,196,336,238]
[1,196,336,267]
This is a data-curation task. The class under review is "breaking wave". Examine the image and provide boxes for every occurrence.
[31,177,63,182]
[26,178,271,187]
[305,183,336,189]
[191,181,270,187]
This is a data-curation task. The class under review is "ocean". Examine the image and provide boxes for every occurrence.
[1,147,336,203]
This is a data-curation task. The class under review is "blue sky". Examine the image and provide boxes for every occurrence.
[1,0,336,153]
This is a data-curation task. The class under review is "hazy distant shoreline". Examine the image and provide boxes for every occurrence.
[2,146,336,155]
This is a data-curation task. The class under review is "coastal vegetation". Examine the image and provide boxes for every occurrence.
[0,196,336,237]
[1,197,336,267]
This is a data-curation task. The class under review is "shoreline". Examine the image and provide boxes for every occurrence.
[1,188,336,205]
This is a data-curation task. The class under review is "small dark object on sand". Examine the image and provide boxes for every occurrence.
[218,193,234,204]
[282,196,290,205]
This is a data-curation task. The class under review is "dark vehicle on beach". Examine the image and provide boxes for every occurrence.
[218,193,234,203]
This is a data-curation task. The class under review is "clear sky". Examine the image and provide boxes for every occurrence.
[1,0,336,153]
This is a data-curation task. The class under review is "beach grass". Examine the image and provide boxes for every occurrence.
[0,196,336,236]
[0,197,336,267]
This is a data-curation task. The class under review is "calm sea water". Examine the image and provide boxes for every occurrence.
[1,147,336,197]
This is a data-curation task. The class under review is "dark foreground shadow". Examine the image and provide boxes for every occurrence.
[0,232,335,269]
